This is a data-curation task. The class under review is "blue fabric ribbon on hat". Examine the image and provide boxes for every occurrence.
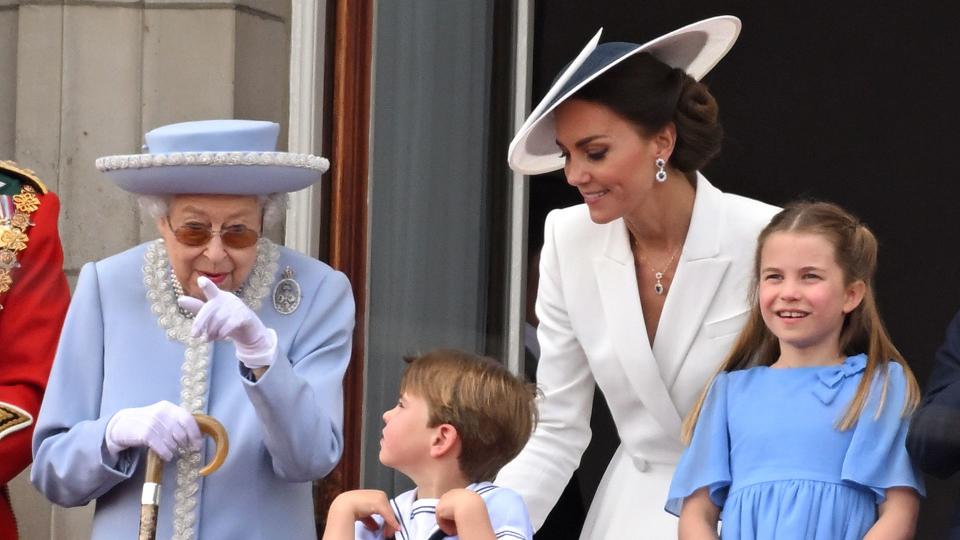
[545,42,641,111]
[812,354,867,405]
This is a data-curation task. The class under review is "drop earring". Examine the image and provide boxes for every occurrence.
[655,158,667,183]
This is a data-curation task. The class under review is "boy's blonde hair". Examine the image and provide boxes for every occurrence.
[400,349,538,482]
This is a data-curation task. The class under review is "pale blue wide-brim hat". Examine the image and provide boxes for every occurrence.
[509,16,741,176]
[96,119,329,195]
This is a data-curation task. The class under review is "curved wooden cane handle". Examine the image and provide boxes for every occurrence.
[193,413,229,476]
[143,413,229,483]
[140,414,229,540]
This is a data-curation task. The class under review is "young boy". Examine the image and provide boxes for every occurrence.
[323,349,537,540]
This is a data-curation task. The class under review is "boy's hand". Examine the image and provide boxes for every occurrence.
[435,489,496,539]
[324,489,400,539]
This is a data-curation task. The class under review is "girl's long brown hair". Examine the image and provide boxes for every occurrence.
[681,201,920,443]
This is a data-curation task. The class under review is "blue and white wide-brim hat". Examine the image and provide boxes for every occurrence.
[96,119,329,195]
[509,16,741,176]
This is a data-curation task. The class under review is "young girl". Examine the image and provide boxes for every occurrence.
[665,201,923,539]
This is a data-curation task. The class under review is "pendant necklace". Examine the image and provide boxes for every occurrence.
[635,242,681,296]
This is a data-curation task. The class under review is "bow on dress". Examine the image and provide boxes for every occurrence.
[812,355,868,405]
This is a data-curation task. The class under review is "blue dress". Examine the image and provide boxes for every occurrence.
[666,354,923,539]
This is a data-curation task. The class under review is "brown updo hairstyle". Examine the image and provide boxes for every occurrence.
[573,52,723,183]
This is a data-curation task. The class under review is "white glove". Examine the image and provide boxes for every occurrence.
[177,276,277,369]
[104,401,202,461]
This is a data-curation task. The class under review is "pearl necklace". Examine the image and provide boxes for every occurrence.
[142,238,278,540]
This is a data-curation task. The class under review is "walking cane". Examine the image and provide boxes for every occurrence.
[138,413,229,540]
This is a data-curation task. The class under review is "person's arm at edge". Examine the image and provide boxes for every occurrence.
[678,487,720,540]
[907,311,960,477]
[863,487,919,540]
[0,191,69,484]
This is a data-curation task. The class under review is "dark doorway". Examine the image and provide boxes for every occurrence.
[529,3,960,538]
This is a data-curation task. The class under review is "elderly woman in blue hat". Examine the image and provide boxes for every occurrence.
[494,17,778,538]
[31,120,354,540]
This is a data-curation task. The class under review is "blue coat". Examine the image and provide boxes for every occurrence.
[31,241,355,540]
[908,309,960,538]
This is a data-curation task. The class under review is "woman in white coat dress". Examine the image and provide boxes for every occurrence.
[495,17,778,538]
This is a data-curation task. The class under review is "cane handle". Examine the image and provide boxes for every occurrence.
[143,413,229,483]
[194,413,229,476]
[139,414,227,540]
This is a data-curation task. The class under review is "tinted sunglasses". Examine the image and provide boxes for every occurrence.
[167,219,260,249]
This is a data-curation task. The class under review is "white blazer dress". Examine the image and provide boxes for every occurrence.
[496,174,778,539]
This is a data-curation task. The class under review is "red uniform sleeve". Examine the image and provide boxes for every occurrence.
[0,191,70,484]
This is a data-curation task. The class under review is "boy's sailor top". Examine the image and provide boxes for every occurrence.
[355,482,533,540]
[0,160,70,540]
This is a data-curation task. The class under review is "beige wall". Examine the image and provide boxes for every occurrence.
[3,1,291,537]
[0,8,17,158]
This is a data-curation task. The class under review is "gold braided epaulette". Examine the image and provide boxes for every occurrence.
[0,184,42,308]
[0,401,33,441]
[0,160,48,194]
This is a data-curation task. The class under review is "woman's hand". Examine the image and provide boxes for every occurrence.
[435,489,496,540]
[104,400,202,460]
[322,489,399,540]
[178,276,277,370]
[678,487,720,540]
